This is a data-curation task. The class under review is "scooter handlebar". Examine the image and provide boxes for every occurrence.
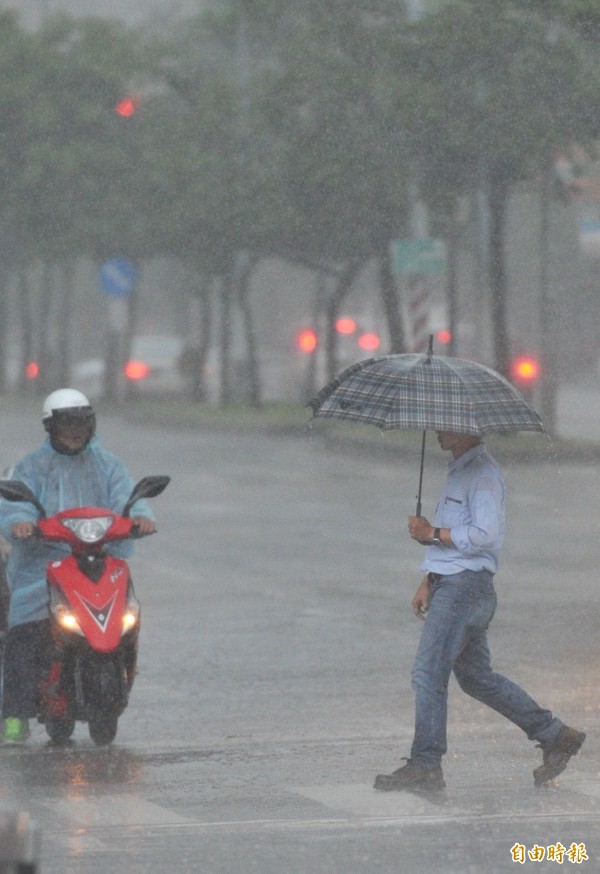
[130,524,156,540]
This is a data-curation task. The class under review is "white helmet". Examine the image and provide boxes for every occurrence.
[42,388,92,421]
[42,388,96,454]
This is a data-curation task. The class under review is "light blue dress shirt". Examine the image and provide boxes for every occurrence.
[421,442,505,576]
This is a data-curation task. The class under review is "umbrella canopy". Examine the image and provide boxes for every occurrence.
[309,352,544,436]
[309,347,543,516]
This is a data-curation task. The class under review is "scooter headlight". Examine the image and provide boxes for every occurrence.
[122,596,140,634]
[61,516,113,543]
[53,603,84,636]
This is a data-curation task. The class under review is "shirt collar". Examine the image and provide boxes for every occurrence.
[448,441,485,473]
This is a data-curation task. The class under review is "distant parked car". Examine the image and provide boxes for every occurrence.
[124,334,186,393]
[73,334,186,398]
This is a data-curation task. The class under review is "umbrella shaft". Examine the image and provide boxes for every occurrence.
[416,430,426,516]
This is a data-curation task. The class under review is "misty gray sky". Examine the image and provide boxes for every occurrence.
[0,0,200,28]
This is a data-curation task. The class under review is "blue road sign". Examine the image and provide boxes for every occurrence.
[100,258,138,297]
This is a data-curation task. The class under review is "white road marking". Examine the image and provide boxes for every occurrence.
[293,783,459,821]
[46,784,600,843]
[49,797,193,829]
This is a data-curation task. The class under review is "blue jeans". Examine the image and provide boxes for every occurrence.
[410,570,563,768]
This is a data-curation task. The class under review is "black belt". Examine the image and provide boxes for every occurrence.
[427,570,493,584]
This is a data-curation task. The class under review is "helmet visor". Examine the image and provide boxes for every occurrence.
[48,407,96,454]
[52,408,94,430]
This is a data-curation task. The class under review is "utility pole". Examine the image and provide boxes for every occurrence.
[538,157,557,434]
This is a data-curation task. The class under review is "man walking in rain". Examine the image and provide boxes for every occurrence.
[374,431,585,794]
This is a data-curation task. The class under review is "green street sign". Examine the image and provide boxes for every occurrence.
[390,238,447,276]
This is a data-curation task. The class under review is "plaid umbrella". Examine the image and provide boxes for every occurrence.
[309,344,543,513]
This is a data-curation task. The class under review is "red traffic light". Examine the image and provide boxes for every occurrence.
[115,97,139,118]
[511,355,540,383]
[24,361,39,380]
[124,360,150,380]
[357,332,381,351]
[295,328,318,353]
[335,317,357,335]
[436,329,452,346]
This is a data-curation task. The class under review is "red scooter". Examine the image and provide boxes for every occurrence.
[0,475,169,746]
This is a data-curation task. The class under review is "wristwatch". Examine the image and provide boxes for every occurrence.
[431,527,442,546]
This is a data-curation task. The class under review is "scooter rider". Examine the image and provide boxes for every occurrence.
[0,388,155,744]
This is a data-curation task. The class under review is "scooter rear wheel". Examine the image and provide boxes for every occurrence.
[45,717,75,745]
[88,712,118,746]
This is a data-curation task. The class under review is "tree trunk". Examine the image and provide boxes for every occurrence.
[303,269,327,402]
[219,265,235,405]
[56,260,76,387]
[0,270,11,392]
[38,261,55,391]
[445,212,459,358]
[187,270,213,404]
[325,258,363,381]
[378,246,405,353]
[122,265,141,404]
[488,168,511,378]
[237,254,262,408]
[17,267,35,392]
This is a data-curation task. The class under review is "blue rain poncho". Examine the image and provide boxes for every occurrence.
[0,435,154,628]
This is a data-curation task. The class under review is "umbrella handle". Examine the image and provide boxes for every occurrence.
[416,429,426,516]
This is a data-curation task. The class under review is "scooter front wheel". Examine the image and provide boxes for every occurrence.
[45,717,75,745]
[88,711,118,746]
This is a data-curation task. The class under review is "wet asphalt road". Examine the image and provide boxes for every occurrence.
[0,401,599,874]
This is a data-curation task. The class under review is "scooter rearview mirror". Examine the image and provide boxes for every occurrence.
[0,479,47,518]
[123,475,170,517]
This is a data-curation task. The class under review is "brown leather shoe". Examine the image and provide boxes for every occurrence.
[374,758,445,793]
[533,726,586,787]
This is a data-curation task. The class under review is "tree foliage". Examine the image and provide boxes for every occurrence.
[2,0,600,402]
[395,0,600,376]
